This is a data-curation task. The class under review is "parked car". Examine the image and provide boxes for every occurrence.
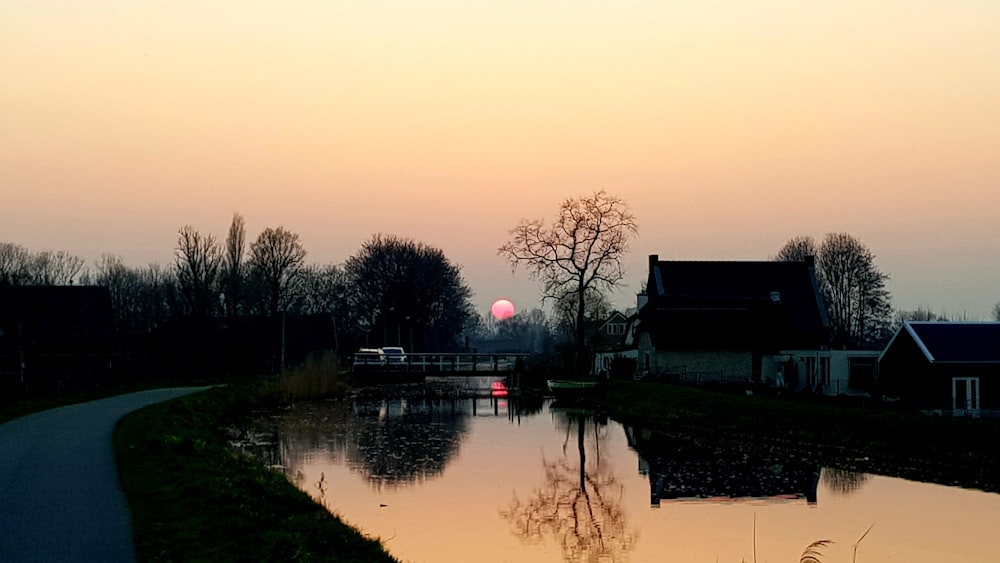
[352,348,385,370]
[381,346,407,368]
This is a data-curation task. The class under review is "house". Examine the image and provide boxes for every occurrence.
[0,285,117,397]
[634,254,830,384]
[633,254,882,395]
[878,322,1000,416]
[591,309,640,378]
[597,311,630,341]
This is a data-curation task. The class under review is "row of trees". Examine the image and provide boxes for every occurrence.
[2,215,478,375]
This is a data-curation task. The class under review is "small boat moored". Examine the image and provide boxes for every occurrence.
[546,379,602,397]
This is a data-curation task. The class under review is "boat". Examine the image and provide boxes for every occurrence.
[546,379,602,397]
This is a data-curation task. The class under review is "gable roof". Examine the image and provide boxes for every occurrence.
[887,322,1000,364]
[640,255,829,349]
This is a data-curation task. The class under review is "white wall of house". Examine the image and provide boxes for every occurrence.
[763,350,880,396]
[592,349,638,375]
[636,332,753,381]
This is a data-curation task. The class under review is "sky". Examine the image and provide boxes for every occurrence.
[3,1,999,320]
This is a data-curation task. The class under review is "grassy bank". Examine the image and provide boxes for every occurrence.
[114,358,400,563]
[585,380,1000,493]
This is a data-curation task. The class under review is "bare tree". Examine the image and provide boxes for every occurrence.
[92,255,178,336]
[223,212,246,317]
[499,190,638,375]
[29,250,85,285]
[777,233,893,348]
[774,235,818,262]
[248,226,307,317]
[993,302,1000,322]
[818,233,893,348]
[174,225,223,318]
[0,242,34,285]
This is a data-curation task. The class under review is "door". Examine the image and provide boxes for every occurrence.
[952,377,980,415]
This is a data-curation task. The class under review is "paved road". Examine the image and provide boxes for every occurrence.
[0,387,210,563]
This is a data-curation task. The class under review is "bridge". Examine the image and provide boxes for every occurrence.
[353,352,530,375]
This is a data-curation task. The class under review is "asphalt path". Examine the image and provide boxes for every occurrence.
[0,387,210,563]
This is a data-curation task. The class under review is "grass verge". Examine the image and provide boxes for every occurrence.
[584,380,1000,493]
[114,373,399,562]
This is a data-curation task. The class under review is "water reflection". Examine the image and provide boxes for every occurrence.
[233,397,1000,562]
[246,399,484,489]
[821,467,871,496]
[623,424,823,506]
[502,406,637,562]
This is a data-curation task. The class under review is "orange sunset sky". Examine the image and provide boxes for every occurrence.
[3,1,999,319]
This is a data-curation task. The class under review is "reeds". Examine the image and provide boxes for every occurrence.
[262,352,349,404]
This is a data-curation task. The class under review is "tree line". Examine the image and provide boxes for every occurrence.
[1,214,479,379]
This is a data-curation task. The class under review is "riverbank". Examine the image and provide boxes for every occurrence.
[581,380,1000,493]
[114,383,400,562]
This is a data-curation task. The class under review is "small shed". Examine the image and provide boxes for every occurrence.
[878,322,1000,416]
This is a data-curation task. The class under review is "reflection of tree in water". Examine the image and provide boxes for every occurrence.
[348,405,468,489]
[242,399,470,490]
[502,411,637,563]
[821,467,871,496]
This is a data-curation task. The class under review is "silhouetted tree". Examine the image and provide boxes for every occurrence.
[174,225,223,318]
[993,302,1000,322]
[248,226,307,317]
[0,242,32,285]
[774,235,818,262]
[223,212,246,317]
[818,233,893,348]
[499,190,638,375]
[0,243,84,285]
[29,250,85,285]
[89,255,178,336]
[344,234,473,351]
[778,233,892,348]
[898,307,942,323]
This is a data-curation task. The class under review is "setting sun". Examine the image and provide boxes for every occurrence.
[490,299,515,320]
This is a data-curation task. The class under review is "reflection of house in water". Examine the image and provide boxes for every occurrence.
[624,425,820,507]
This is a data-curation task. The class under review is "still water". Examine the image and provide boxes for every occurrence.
[236,379,1000,562]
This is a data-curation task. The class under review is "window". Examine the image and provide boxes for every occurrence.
[953,378,980,412]
[803,356,817,387]
[820,357,831,385]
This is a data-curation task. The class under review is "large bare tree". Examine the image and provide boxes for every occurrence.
[248,226,307,317]
[777,232,893,349]
[174,225,223,318]
[499,190,638,375]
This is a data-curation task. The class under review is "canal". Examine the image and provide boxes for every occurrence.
[234,378,1000,562]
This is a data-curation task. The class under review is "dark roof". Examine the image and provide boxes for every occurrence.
[640,255,829,349]
[897,322,1000,363]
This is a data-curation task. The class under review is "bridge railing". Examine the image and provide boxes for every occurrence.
[354,352,530,373]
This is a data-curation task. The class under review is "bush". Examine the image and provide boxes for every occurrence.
[260,352,348,405]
